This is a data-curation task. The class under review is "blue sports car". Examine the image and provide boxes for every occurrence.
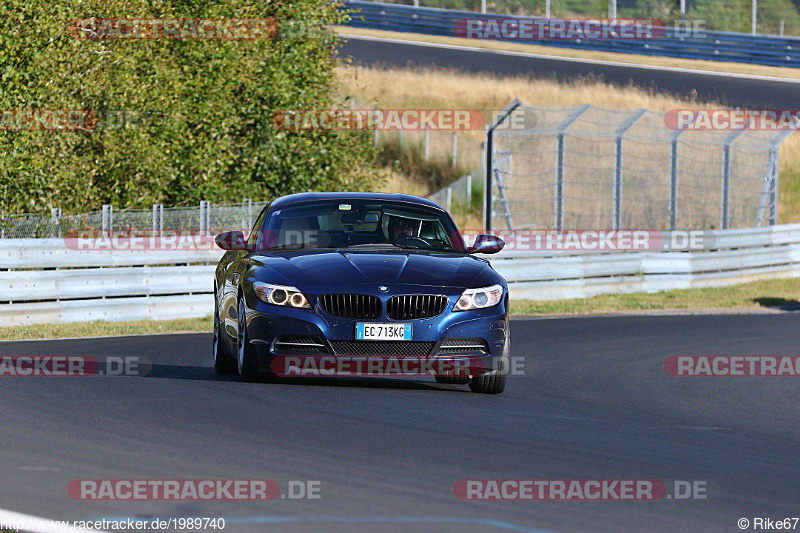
[212,192,509,394]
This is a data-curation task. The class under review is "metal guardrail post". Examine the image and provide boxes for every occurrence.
[484,99,522,232]
[613,109,646,230]
[102,205,113,235]
[555,104,590,231]
[669,130,684,231]
[721,130,745,229]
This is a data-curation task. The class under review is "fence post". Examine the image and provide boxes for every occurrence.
[721,130,744,229]
[554,104,591,230]
[200,200,212,234]
[769,147,780,225]
[50,208,62,238]
[481,0,486,13]
[669,131,684,230]
[424,125,429,160]
[152,204,163,235]
[484,99,522,232]
[102,204,113,235]
[466,173,472,210]
[373,106,379,148]
[446,186,452,212]
[612,109,646,230]
[452,132,458,169]
[245,197,253,230]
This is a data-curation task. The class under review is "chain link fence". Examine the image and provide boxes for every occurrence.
[0,199,268,239]
[485,101,795,231]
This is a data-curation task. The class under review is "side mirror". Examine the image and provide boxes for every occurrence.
[215,230,248,251]
[468,234,505,254]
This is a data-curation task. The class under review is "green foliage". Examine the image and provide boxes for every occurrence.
[0,0,380,214]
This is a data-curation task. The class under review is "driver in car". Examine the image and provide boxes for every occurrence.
[390,217,416,241]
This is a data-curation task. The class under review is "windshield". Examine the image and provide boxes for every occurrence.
[252,200,466,252]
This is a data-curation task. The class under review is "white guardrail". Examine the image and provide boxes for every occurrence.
[2,224,800,326]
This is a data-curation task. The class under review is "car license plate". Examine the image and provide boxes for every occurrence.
[356,323,412,341]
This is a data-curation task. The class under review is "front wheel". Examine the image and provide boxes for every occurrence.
[237,298,260,382]
[469,334,509,394]
[213,299,237,375]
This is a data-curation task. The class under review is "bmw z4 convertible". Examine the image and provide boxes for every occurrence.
[212,192,509,394]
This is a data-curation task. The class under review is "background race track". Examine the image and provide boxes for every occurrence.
[0,314,798,532]
[338,35,800,109]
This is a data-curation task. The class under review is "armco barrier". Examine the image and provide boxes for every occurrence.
[2,224,800,326]
[342,1,800,68]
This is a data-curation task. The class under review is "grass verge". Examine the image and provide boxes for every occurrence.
[0,316,212,341]
[511,276,800,316]
[1,278,799,340]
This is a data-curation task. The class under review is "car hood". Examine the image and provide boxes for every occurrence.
[249,250,500,291]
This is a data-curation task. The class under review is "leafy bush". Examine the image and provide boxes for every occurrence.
[0,0,380,214]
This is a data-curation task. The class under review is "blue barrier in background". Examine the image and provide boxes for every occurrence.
[342,0,800,68]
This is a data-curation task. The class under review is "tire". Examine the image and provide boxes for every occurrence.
[468,368,507,394]
[213,301,237,375]
[237,298,260,383]
[468,333,510,394]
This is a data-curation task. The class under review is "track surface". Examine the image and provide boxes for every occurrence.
[338,35,800,108]
[1,314,799,532]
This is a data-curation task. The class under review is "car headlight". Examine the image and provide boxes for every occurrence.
[454,284,504,311]
[253,281,311,309]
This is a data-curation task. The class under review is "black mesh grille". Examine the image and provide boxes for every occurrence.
[273,336,329,355]
[386,295,448,320]
[330,341,436,357]
[437,337,489,355]
[319,294,381,319]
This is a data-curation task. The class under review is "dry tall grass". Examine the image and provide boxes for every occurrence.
[338,65,800,223]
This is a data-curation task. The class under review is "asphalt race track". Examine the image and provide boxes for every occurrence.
[1,314,799,532]
[338,35,800,108]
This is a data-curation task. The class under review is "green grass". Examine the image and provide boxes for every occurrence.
[1,277,799,340]
[511,276,800,316]
[0,316,212,341]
